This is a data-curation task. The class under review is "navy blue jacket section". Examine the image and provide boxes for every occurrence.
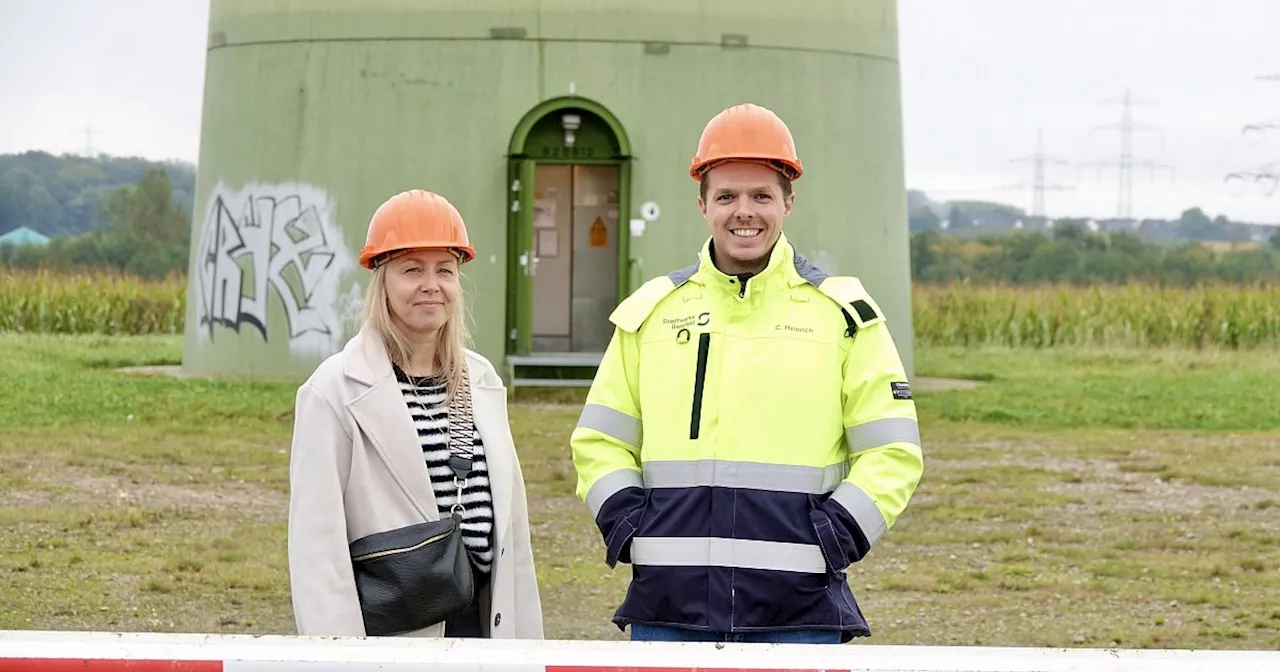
[595,486,646,567]
[811,494,873,570]
[599,484,873,641]
[613,565,870,638]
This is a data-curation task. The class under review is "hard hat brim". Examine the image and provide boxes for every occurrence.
[690,155,803,182]
[360,244,477,270]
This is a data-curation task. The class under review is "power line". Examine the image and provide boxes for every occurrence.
[917,131,1074,227]
[1008,128,1073,221]
[1078,87,1174,220]
[1225,74,1279,197]
[1226,164,1279,197]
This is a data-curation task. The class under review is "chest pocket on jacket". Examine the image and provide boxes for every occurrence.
[636,318,721,457]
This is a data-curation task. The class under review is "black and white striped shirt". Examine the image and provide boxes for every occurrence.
[393,365,494,575]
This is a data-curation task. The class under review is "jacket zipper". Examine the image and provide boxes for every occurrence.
[689,332,710,439]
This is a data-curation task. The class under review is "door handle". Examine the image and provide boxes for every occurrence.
[520,251,538,277]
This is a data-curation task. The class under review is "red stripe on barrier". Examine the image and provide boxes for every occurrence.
[0,660,222,672]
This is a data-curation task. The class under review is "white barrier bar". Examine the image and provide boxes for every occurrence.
[3,630,1280,672]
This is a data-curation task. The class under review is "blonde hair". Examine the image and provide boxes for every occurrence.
[360,261,472,403]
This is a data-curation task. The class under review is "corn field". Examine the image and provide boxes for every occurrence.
[913,282,1280,349]
[0,269,185,335]
[2,269,1278,349]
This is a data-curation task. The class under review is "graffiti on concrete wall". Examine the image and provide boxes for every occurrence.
[195,181,363,357]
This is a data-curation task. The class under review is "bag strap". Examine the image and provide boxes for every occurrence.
[446,364,475,514]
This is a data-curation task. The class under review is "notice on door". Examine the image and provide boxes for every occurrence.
[589,217,608,247]
[537,229,558,258]
[534,199,557,229]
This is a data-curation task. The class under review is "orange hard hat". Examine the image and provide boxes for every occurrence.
[358,189,477,269]
[689,103,803,182]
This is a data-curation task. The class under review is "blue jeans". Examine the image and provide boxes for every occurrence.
[630,623,841,644]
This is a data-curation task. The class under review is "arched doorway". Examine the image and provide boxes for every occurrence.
[505,96,632,361]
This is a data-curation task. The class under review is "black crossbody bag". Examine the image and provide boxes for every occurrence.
[348,367,477,636]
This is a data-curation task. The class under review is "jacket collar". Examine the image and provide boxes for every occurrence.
[693,231,798,295]
[342,326,393,387]
[341,326,438,521]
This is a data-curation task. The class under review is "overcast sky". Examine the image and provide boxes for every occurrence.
[2,0,1277,223]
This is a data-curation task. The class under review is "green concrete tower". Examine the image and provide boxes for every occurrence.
[181,0,916,382]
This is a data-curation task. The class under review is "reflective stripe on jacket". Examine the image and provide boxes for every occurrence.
[570,233,924,642]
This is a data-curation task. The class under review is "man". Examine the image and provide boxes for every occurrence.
[570,102,924,644]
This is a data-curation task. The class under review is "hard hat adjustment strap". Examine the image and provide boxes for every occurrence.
[698,158,798,181]
[369,247,464,269]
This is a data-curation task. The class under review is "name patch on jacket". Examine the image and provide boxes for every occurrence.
[890,381,912,400]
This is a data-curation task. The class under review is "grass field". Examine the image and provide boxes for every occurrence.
[2,334,1278,649]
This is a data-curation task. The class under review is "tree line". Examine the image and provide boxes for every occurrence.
[0,151,194,237]
[908,190,1275,244]
[910,223,1280,286]
[0,167,190,279]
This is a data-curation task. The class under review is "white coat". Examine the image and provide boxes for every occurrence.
[286,326,543,639]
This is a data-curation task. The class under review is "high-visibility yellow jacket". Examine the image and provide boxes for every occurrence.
[570,233,924,642]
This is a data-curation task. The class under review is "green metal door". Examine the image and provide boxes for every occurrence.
[507,158,536,355]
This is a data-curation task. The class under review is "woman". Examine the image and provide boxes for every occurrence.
[286,189,543,639]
